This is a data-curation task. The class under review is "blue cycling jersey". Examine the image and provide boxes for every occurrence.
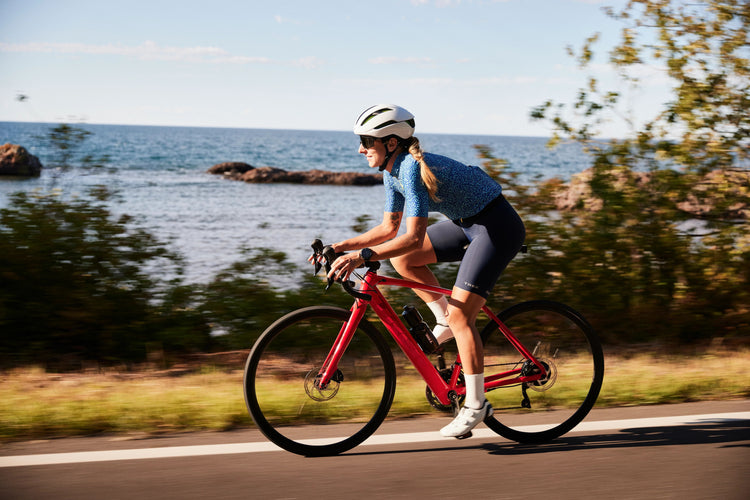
[383,152,503,220]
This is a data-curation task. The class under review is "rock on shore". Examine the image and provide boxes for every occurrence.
[0,144,43,177]
[207,162,382,186]
[554,166,749,219]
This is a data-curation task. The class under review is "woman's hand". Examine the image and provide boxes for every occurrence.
[327,252,364,282]
[308,241,339,273]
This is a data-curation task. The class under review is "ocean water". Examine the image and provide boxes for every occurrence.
[0,122,591,283]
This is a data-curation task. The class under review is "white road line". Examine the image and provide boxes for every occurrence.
[1,411,748,468]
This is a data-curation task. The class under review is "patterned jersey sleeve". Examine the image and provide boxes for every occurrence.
[401,160,430,218]
[383,173,405,214]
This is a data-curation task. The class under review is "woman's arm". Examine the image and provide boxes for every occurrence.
[331,211,403,253]
[328,215,428,281]
[366,216,428,261]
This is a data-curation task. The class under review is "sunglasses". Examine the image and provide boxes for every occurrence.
[359,136,379,149]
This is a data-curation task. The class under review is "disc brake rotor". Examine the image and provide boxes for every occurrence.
[304,369,342,401]
[526,358,558,392]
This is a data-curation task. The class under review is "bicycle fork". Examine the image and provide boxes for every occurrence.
[314,300,369,389]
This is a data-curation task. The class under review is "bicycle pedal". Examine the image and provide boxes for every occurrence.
[454,431,472,440]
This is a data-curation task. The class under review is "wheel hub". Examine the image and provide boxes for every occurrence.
[304,369,343,401]
[523,358,558,392]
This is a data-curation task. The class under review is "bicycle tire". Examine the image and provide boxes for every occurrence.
[481,300,604,444]
[244,306,396,457]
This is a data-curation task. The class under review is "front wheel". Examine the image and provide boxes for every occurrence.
[481,300,604,444]
[244,306,396,457]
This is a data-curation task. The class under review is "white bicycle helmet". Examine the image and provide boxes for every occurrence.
[353,104,415,139]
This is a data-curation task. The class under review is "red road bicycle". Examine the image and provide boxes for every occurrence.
[243,240,604,457]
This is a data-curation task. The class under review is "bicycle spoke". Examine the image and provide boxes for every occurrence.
[481,301,604,443]
[244,307,396,456]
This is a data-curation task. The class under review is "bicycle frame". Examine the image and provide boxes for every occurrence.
[317,269,548,407]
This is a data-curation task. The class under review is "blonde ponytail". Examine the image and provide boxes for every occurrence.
[405,136,440,202]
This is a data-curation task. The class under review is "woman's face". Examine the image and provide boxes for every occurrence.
[358,137,386,169]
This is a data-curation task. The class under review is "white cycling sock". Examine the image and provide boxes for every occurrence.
[427,297,453,343]
[427,296,448,322]
[432,324,454,344]
[464,373,485,410]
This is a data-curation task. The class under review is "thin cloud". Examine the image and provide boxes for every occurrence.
[369,56,435,65]
[474,76,539,85]
[212,55,272,64]
[0,41,272,65]
[410,0,463,6]
[339,75,539,87]
[293,56,325,69]
[274,15,303,25]
[411,0,512,5]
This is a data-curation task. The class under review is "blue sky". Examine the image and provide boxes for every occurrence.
[0,0,670,137]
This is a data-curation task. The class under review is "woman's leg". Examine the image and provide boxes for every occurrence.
[446,287,486,376]
[389,233,443,303]
[392,219,469,301]
[438,287,493,437]
[392,221,469,341]
[390,233,454,341]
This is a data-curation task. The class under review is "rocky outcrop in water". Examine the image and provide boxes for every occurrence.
[0,144,43,177]
[207,162,382,186]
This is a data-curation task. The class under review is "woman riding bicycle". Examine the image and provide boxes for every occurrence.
[326,104,526,437]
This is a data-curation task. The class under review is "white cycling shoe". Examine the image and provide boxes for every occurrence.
[440,400,493,438]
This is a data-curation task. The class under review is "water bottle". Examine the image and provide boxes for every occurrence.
[402,305,440,354]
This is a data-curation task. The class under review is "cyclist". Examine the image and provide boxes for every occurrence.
[325,104,526,438]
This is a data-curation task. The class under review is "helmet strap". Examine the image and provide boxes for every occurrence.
[378,137,401,171]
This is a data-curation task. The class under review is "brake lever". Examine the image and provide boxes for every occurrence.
[310,239,345,291]
[310,239,324,275]
[322,245,337,290]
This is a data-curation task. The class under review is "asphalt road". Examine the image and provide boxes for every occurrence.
[2,400,748,500]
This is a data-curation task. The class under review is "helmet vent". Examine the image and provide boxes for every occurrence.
[374,118,415,130]
[361,107,393,125]
[374,120,398,130]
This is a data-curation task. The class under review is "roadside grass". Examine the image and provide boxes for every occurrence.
[1,349,748,442]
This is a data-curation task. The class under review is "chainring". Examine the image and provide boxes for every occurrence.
[425,368,465,412]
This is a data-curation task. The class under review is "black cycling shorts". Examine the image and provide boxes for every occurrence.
[427,195,525,298]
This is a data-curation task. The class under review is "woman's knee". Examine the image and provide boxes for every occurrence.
[389,254,410,273]
[446,290,485,328]
[391,250,431,272]
[445,304,473,329]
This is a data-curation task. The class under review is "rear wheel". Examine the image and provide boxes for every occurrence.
[481,300,604,443]
[244,306,396,456]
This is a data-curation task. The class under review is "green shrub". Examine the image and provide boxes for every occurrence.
[0,188,211,369]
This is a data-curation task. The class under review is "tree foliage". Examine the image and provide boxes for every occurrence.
[196,247,353,350]
[36,123,112,173]
[535,0,749,167]
[0,188,212,368]
[1,123,213,369]
[517,0,750,343]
